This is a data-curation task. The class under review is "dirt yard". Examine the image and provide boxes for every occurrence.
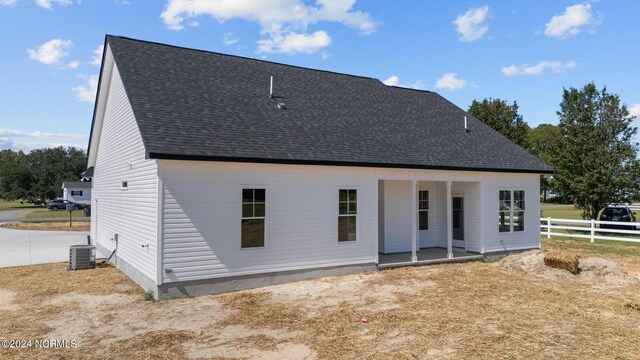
[1,245,640,359]
[0,221,90,231]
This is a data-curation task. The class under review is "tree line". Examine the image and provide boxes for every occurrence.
[469,82,640,220]
[0,147,87,202]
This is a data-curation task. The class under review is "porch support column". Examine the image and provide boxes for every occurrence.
[411,179,418,262]
[446,180,453,259]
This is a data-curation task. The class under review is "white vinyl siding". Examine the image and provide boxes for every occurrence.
[161,161,377,283]
[91,60,158,284]
[481,175,540,252]
[379,180,413,253]
[157,161,538,283]
[64,187,92,204]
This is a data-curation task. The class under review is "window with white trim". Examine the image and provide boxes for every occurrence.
[513,190,525,231]
[71,190,83,196]
[418,190,429,230]
[499,190,525,232]
[338,189,357,242]
[241,188,266,248]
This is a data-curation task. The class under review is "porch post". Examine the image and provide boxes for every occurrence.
[411,179,418,262]
[446,180,453,259]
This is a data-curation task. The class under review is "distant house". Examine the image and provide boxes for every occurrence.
[61,181,91,204]
[85,36,552,300]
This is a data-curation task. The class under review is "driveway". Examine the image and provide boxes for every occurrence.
[0,226,103,268]
[0,209,34,222]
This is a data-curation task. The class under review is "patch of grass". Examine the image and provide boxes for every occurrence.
[231,334,285,352]
[2,252,640,359]
[216,263,640,360]
[144,289,156,302]
[0,221,90,231]
[542,236,640,277]
[0,262,139,304]
[543,236,640,257]
[540,204,583,220]
[219,291,306,329]
[482,255,502,263]
[0,262,141,353]
[0,200,40,211]
[24,209,86,219]
[106,330,196,360]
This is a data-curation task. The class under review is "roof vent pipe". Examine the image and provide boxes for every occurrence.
[464,116,469,132]
[270,76,273,98]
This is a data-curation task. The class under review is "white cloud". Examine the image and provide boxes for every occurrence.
[160,0,377,55]
[73,74,99,102]
[434,72,469,91]
[257,30,331,55]
[0,0,17,7]
[630,104,640,118]
[222,32,238,45]
[0,128,87,152]
[383,75,400,86]
[11,141,86,152]
[0,128,86,139]
[544,3,601,39]
[67,60,79,69]
[453,5,489,42]
[27,39,73,65]
[383,75,425,90]
[501,60,576,76]
[36,0,73,10]
[89,44,104,66]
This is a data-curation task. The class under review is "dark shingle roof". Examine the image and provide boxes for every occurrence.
[62,181,91,189]
[103,35,551,174]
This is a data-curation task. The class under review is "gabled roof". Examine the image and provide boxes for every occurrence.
[62,181,91,189]
[94,35,551,174]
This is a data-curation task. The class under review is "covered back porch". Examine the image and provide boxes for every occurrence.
[377,178,484,267]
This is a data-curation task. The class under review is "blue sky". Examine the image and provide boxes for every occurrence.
[1,0,639,152]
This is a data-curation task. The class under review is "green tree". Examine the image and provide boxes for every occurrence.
[528,124,562,200]
[553,83,640,219]
[0,147,87,201]
[0,149,31,200]
[468,98,530,149]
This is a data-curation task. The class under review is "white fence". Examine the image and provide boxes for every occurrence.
[540,217,640,243]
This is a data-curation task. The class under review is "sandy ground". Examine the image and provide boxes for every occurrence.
[1,249,640,359]
[0,221,90,231]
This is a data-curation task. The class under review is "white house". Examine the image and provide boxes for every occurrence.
[61,181,91,205]
[86,36,552,300]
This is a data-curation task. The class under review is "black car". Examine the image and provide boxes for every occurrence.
[46,199,83,211]
[599,205,637,230]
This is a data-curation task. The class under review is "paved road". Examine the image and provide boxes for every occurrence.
[0,226,103,268]
[0,209,34,222]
